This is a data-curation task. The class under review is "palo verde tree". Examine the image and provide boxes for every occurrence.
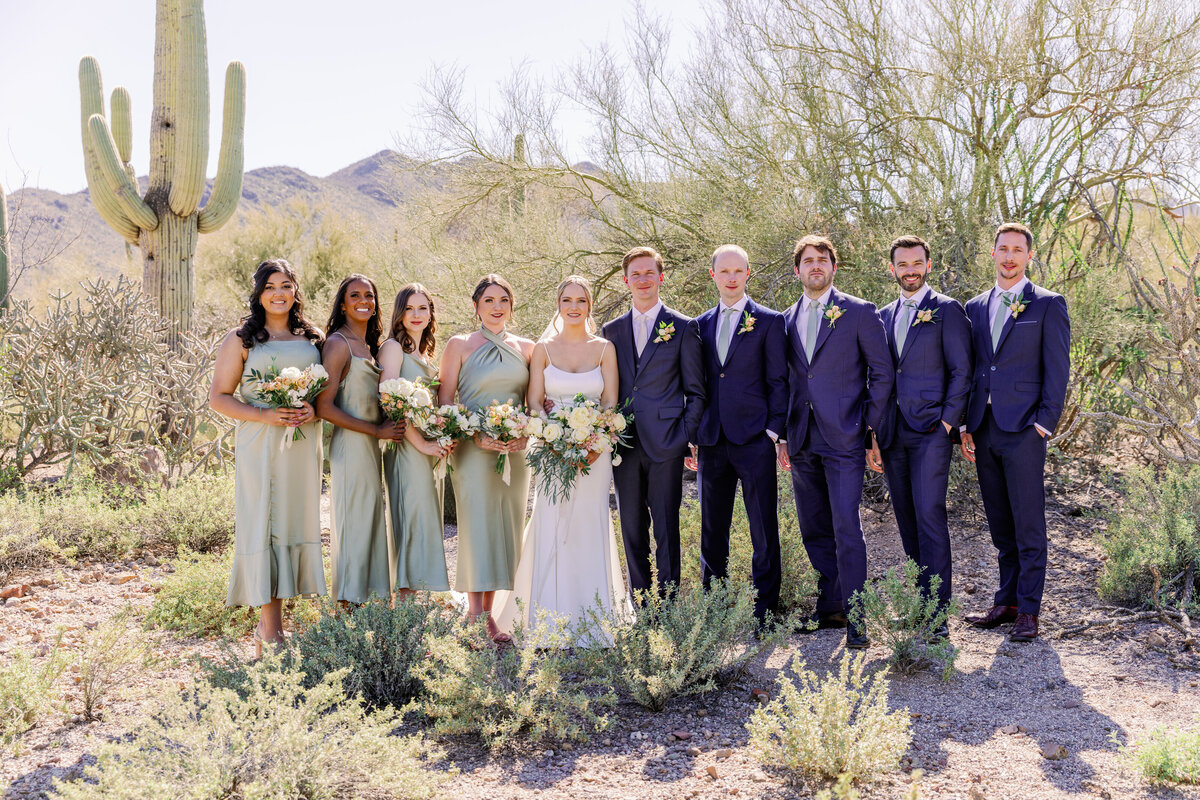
[79,0,245,344]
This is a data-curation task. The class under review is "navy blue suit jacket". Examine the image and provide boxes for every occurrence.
[964,282,1070,434]
[876,290,973,448]
[782,288,894,453]
[602,305,706,462]
[695,299,788,447]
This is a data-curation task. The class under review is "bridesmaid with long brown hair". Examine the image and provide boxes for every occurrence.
[379,283,453,596]
[315,274,405,605]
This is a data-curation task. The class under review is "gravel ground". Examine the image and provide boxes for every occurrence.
[3,468,1200,800]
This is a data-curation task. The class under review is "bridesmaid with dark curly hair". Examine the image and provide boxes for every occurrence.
[315,274,405,606]
[209,259,326,654]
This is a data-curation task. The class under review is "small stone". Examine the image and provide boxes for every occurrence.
[112,574,137,585]
[1113,674,1127,681]
[1149,698,1166,708]
[1040,743,1068,761]
[544,749,554,758]
[560,743,573,751]
[144,554,160,567]
[32,578,54,587]
[696,709,708,717]
[602,738,612,747]
[964,585,977,595]
[1062,700,1080,709]
[0,584,29,599]
[714,748,732,759]
[1146,632,1168,648]
[968,786,986,800]
[673,730,692,741]
[751,688,770,703]
[1001,724,1021,735]
[706,766,720,779]
[729,789,740,795]
[686,746,702,757]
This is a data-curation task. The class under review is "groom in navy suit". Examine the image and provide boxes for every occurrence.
[780,235,893,648]
[689,245,788,624]
[603,246,706,594]
[868,235,973,633]
[960,222,1070,642]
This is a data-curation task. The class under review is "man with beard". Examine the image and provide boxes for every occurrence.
[867,235,972,637]
[779,234,893,649]
[960,223,1070,642]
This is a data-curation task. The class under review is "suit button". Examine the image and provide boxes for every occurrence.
[990,366,996,372]
[633,385,639,391]
[897,368,903,374]
[807,373,813,379]
[719,373,725,378]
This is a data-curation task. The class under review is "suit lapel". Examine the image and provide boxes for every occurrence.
[881,299,899,360]
[635,306,671,376]
[785,302,807,364]
[810,289,838,362]
[722,300,751,366]
[993,285,1032,356]
[616,312,637,377]
[897,291,936,365]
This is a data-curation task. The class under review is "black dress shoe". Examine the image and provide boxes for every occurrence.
[799,611,848,634]
[1009,613,1039,642]
[845,624,870,650]
[964,605,1018,629]
[930,622,950,642]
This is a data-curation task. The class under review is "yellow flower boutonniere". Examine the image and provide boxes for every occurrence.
[823,304,845,328]
[912,308,938,326]
[654,320,675,343]
[1008,297,1028,319]
[738,311,757,335]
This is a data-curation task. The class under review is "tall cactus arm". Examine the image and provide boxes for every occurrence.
[197,61,245,233]
[168,0,210,217]
[88,115,159,232]
[0,179,9,311]
[110,88,134,165]
[79,57,140,243]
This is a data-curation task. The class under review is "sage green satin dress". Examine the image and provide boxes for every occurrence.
[226,340,326,608]
[450,328,531,592]
[328,352,392,603]
[384,351,450,591]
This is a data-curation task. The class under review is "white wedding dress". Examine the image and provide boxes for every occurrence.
[495,350,633,640]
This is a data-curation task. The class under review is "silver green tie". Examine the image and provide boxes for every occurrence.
[717,307,737,362]
[896,300,916,355]
[991,292,1013,350]
[805,301,821,361]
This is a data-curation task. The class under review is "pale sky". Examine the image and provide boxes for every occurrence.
[0,0,707,194]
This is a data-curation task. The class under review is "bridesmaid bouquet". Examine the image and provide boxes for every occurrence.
[379,377,436,435]
[249,362,330,449]
[409,403,477,480]
[474,401,534,485]
[526,393,633,502]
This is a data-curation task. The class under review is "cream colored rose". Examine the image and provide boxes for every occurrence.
[526,417,545,437]
[411,387,433,407]
[543,423,563,443]
[308,364,329,382]
[278,366,303,382]
[610,414,627,432]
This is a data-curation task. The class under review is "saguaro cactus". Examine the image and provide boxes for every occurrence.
[0,178,8,312]
[79,0,244,342]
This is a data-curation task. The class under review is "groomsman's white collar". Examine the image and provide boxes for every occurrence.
[802,287,833,310]
[992,276,1030,299]
[719,295,750,314]
[632,300,663,323]
[899,284,932,305]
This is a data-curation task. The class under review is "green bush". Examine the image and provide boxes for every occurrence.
[574,579,776,711]
[848,560,959,680]
[1124,718,1200,785]
[0,471,234,578]
[411,614,614,748]
[74,608,156,722]
[145,550,257,638]
[0,638,66,749]
[51,655,449,800]
[746,651,912,783]
[679,472,819,617]
[1099,464,1200,609]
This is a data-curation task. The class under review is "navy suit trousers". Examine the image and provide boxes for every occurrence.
[613,438,684,594]
[880,415,954,609]
[698,432,781,621]
[789,424,867,615]
[973,407,1048,615]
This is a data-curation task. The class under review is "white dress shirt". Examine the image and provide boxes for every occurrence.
[894,284,932,341]
[632,300,664,355]
[716,294,750,355]
[795,286,833,349]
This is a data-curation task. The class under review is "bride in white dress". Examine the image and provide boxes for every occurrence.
[495,276,633,638]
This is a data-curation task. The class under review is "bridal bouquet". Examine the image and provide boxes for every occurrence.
[409,402,477,480]
[526,393,632,502]
[249,362,330,448]
[475,401,534,485]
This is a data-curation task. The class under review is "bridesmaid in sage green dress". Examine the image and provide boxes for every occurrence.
[378,283,452,595]
[209,259,326,655]
[315,275,405,605]
[438,274,535,643]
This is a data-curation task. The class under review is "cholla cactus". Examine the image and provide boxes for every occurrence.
[79,0,244,343]
[0,177,8,312]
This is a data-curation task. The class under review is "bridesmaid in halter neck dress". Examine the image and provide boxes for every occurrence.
[315,275,405,605]
[438,274,535,643]
[209,259,327,655]
[378,283,452,595]
[495,276,632,637]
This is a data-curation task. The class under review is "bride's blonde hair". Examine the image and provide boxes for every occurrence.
[541,275,596,339]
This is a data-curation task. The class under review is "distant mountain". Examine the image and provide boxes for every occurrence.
[3,150,417,289]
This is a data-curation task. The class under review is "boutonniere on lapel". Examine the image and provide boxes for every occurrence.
[737,311,756,335]
[1007,295,1029,319]
[912,308,939,325]
[654,320,675,343]
[823,304,845,328]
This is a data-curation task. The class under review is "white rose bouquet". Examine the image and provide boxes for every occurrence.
[527,393,633,502]
[475,400,534,485]
[248,361,330,448]
[379,376,435,453]
[408,402,477,479]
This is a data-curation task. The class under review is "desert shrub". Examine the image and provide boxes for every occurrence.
[145,550,257,638]
[1099,464,1200,610]
[679,472,818,617]
[51,655,448,800]
[0,471,234,578]
[574,579,774,711]
[0,277,233,480]
[747,651,911,783]
[1124,718,1200,785]
[411,615,614,748]
[74,608,156,722]
[0,638,66,748]
[848,560,959,680]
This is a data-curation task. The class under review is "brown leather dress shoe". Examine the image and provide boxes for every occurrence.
[1009,613,1039,642]
[964,605,1018,629]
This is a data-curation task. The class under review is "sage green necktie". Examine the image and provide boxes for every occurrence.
[805,301,820,361]
[895,300,916,355]
[717,307,737,363]
[991,292,1013,350]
